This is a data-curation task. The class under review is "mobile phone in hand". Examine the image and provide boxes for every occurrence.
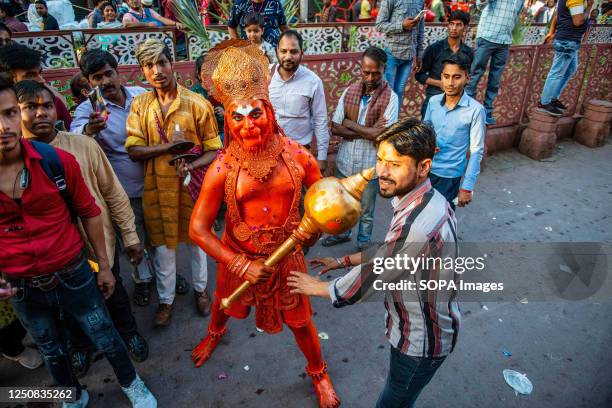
[88,87,109,122]
[413,9,427,20]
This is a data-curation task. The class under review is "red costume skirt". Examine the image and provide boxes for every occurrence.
[215,233,313,334]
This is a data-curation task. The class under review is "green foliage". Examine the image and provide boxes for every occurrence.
[173,0,211,48]
[512,15,529,45]
[347,26,357,52]
[339,72,352,83]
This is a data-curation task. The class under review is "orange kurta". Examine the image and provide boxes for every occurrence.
[125,85,222,248]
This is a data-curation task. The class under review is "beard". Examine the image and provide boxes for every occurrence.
[378,176,418,198]
[0,132,19,153]
[280,58,301,72]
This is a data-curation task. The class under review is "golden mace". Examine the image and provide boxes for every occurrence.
[220,167,375,310]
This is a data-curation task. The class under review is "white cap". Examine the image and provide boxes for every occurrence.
[142,0,153,6]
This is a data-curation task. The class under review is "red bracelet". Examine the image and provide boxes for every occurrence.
[343,255,352,267]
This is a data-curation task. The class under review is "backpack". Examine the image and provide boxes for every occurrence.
[30,140,78,224]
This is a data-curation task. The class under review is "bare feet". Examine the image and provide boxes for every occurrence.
[191,328,226,368]
[308,363,341,408]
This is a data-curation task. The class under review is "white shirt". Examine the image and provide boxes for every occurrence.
[269,65,330,160]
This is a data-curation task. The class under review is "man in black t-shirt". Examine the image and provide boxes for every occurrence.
[34,0,59,31]
[416,10,474,118]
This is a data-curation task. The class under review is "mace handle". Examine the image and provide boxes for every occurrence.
[220,236,300,310]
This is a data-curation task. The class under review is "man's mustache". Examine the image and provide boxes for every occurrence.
[0,132,18,138]
[379,177,395,184]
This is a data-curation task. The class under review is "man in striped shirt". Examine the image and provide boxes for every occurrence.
[288,118,460,407]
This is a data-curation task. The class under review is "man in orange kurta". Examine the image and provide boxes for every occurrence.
[126,39,222,326]
[189,40,340,408]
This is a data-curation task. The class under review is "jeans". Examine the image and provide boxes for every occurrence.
[65,243,138,351]
[540,39,580,105]
[376,346,446,408]
[466,38,510,114]
[384,49,414,111]
[334,167,379,245]
[10,258,136,390]
[429,174,461,210]
[155,243,208,304]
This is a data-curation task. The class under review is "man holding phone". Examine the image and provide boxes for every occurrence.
[375,0,426,110]
[70,49,163,309]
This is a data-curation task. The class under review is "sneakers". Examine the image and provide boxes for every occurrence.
[62,389,89,408]
[125,333,149,362]
[70,348,92,378]
[2,347,43,369]
[537,102,564,116]
[121,375,157,408]
[551,98,568,111]
[153,303,173,327]
[194,289,212,317]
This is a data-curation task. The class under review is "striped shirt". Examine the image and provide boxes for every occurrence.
[328,179,461,357]
[476,0,524,45]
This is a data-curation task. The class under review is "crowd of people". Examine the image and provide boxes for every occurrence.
[319,0,611,23]
[0,1,604,407]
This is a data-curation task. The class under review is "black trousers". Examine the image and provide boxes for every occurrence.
[66,245,138,350]
[429,174,462,211]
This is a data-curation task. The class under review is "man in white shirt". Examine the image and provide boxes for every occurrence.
[269,30,330,172]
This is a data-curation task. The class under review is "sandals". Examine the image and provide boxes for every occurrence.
[322,235,351,247]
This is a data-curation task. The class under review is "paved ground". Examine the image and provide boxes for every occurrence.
[2,139,611,408]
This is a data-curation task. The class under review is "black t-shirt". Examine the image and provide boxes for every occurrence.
[415,38,474,96]
[43,14,60,31]
[555,0,589,43]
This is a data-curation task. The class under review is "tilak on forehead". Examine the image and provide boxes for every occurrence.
[200,39,271,108]
[235,104,256,117]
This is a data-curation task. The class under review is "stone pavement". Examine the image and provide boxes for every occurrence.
[1,140,611,408]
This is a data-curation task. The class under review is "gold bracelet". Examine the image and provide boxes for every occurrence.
[228,254,248,276]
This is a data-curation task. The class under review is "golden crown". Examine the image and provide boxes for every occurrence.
[201,39,271,106]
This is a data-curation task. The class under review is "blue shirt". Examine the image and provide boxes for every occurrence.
[71,86,148,198]
[228,0,287,47]
[424,92,486,191]
[476,0,524,45]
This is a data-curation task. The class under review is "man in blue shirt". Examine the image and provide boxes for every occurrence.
[425,54,485,209]
[465,0,523,125]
